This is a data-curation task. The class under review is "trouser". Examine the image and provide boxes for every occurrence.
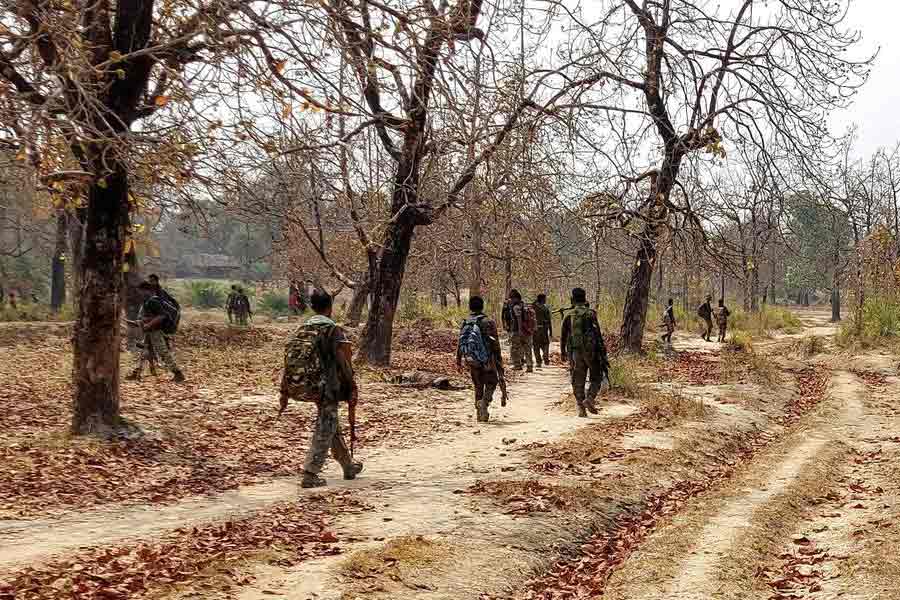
[303,399,353,475]
[236,311,249,326]
[662,323,674,344]
[133,330,179,375]
[718,322,728,342]
[703,317,713,340]
[533,333,551,366]
[470,366,499,420]
[569,351,605,410]
[510,334,533,370]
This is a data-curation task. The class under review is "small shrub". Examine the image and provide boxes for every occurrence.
[258,291,290,316]
[862,297,900,338]
[724,331,754,353]
[792,335,826,358]
[729,306,802,335]
[184,280,228,309]
[608,358,641,398]
[641,389,707,423]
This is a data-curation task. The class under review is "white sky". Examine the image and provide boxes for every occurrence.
[833,0,899,155]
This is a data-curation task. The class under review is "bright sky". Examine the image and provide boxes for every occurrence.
[833,0,899,155]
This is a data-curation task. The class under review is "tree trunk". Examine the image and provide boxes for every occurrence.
[69,213,85,305]
[71,167,130,435]
[346,279,369,328]
[504,244,512,296]
[470,216,483,298]
[831,285,841,322]
[358,213,416,365]
[750,267,760,312]
[620,232,658,352]
[123,251,143,351]
[50,211,68,312]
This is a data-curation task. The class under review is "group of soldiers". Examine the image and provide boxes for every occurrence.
[226,285,253,326]
[662,294,732,346]
[457,287,610,422]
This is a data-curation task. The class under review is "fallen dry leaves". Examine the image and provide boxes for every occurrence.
[0,491,369,599]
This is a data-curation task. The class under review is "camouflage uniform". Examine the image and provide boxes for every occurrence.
[561,304,608,417]
[699,299,713,341]
[234,292,252,326]
[226,291,238,324]
[293,315,360,484]
[716,304,731,342]
[504,300,533,371]
[458,313,503,422]
[662,304,676,345]
[532,302,552,367]
[130,296,181,378]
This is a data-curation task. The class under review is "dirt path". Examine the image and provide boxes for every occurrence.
[0,365,618,576]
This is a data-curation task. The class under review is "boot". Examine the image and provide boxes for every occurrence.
[586,400,599,415]
[301,472,327,488]
[577,406,588,418]
[343,462,364,480]
[526,366,534,373]
[172,370,186,383]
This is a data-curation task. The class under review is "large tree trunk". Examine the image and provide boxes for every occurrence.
[71,166,130,435]
[470,215,483,298]
[620,232,659,352]
[358,215,416,365]
[750,266,760,312]
[831,285,841,322]
[50,211,68,312]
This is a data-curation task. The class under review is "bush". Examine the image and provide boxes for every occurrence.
[184,280,228,309]
[608,358,641,398]
[724,331,754,353]
[729,306,802,336]
[792,335,826,358]
[258,291,290,316]
[862,297,900,338]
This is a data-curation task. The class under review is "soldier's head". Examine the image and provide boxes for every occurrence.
[469,296,484,313]
[508,289,522,302]
[571,287,587,304]
[310,289,333,317]
[536,293,547,305]
[668,298,674,306]
[147,274,161,289]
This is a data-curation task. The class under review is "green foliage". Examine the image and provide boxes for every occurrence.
[724,331,754,353]
[608,358,641,398]
[862,297,900,338]
[184,280,228,308]
[729,306,802,336]
[258,291,290,316]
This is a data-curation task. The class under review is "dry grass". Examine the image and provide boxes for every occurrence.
[640,388,709,424]
[790,335,827,358]
[342,536,448,579]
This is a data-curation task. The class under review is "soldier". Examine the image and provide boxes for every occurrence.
[457,295,504,422]
[280,290,363,489]
[716,298,731,342]
[235,287,252,326]
[226,284,239,324]
[661,298,676,346]
[127,281,185,382]
[560,287,608,418]
[698,294,714,342]
[532,293,553,369]
[502,289,534,372]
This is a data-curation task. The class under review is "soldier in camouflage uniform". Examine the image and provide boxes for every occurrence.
[560,288,607,418]
[503,289,533,372]
[716,298,731,342]
[280,290,363,489]
[457,295,504,422]
[661,298,676,346]
[698,294,714,342]
[532,293,553,369]
[127,281,185,382]
[226,285,239,324]
[233,287,252,326]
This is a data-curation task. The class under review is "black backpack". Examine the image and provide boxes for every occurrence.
[156,291,181,334]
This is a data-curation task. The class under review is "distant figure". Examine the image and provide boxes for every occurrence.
[561,287,609,418]
[457,295,505,423]
[7,290,17,310]
[234,287,252,326]
[226,284,240,324]
[698,294,713,342]
[289,281,301,315]
[0,284,4,306]
[502,289,534,372]
[127,281,185,383]
[280,290,363,489]
[532,293,553,368]
[716,299,731,343]
[661,298,676,346]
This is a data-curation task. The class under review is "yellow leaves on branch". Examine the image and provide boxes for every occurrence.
[154,95,171,107]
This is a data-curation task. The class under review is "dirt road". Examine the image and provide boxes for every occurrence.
[5,309,900,600]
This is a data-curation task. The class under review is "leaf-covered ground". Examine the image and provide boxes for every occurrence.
[0,321,471,518]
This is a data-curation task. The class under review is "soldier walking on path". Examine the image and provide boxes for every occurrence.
[235,287,252,326]
[661,298,676,346]
[226,285,239,324]
[502,289,534,372]
[457,296,505,423]
[560,287,609,418]
[280,290,363,489]
[698,294,714,342]
[716,298,731,342]
[532,293,553,369]
[127,281,185,383]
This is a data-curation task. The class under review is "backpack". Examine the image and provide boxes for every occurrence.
[697,302,711,319]
[458,316,491,368]
[522,305,537,336]
[567,306,599,356]
[281,323,334,402]
[152,293,180,335]
[501,302,514,332]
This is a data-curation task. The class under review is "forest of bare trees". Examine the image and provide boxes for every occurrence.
[3,0,899,433]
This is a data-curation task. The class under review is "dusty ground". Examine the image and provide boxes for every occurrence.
[2,308,898,600]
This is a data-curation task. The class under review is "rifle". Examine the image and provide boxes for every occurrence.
[496,363,509,407]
